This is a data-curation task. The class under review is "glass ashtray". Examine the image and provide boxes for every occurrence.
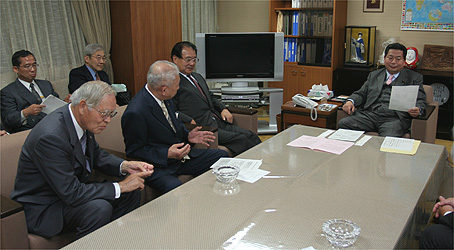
[322,219,361,248]
[212,166,239,183]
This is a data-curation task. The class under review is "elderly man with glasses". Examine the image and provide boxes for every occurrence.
[68,44,111,94]
[11,81,154,240]
[1,50,60,133]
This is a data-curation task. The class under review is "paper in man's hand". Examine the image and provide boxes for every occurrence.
[388,85,419,112]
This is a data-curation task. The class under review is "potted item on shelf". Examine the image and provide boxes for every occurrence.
[344,26,376,67]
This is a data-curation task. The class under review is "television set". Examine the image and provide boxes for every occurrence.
[195,32,284,88]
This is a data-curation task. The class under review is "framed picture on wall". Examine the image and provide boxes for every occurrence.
[363,0,384,13]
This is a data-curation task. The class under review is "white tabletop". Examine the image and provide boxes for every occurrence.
[64,125,448,249]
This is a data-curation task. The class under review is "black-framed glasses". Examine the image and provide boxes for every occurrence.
[18,64,39,70]
[181,57,199,63]
[93,107,117,119]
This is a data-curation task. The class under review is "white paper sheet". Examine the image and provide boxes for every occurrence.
[381,136,415,151]
[318,129,335,138]
[328,128,364,142]
[41,95,67,114]
[210,158,262,171]
[237,169,270,183]
[355,135,372,146]
[389,85,419,112]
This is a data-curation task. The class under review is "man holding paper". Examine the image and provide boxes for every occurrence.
[338,43,426,137]
[1,50,60,133]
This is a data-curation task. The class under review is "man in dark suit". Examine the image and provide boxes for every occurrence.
[171,42,261,156]
[11,81,153,240]
[338,43,426,137]
[122,60,228,194]
[420,196,453,249]
[1,50,60,133]
[68,44,111,94]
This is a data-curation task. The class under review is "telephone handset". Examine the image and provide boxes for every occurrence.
[292,94,318,121]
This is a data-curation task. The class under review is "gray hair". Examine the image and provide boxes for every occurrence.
[84,44,105,57]
[147,60,179,89]
[70,81,116,108]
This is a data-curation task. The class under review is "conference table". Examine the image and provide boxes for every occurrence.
[64,125,449,249]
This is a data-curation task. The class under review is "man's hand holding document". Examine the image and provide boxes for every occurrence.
[388,85,419,112]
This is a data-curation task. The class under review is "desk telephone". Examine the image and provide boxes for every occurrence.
[292,94,337,121]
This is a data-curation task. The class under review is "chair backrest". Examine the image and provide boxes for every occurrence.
[423,85,433,103]
[95,105,127,153]
[0,130,31,197]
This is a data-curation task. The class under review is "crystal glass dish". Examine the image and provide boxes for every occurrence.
[212,166,240,183]
[322,219,361,248]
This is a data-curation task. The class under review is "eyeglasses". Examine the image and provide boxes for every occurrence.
[18,64,39,70]
[91,55,108,61]
[385,56,403,61]
[93,107,117,119]
[181,57,199,63]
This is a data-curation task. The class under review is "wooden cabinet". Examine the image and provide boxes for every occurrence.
[110,0,182,95]
[268,0,347,102]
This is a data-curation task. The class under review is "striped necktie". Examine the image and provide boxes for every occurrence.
[386,74,394,85]
[30,83,42,103]
[160,101,176,132]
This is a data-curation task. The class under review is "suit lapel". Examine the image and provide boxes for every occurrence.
[145,89,176,133]
[62,107,87,171]
[181,75,209,105]
[393,69,408,86]
[377,69,386,93]
[15,79,40,105]
[192,74,213,106]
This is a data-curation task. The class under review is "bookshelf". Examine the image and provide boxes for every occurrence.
[268,0,347,102]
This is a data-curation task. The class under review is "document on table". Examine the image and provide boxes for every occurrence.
[389,85,419,112]
[328,128,364,142]
[318,129,335,138]
[41,95,67,114]
[210,158,268,183]
[287,135,354,155]
[380,136,421,155]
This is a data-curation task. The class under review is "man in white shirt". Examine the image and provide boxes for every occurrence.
[1,50,60,133]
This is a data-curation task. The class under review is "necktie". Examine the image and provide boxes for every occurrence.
[386,74,394,85]
[188,75,222,121]
[80,133,91,173]
[29,83,42,103]
[189,75,207,99]
[95,73,100,81]
[160,101,176,132]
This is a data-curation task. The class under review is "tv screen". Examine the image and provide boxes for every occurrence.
[196,32,284,83]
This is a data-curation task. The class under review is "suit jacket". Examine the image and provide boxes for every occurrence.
[349,68,426,129]
[1,79,59,133]
[10,105,124,237]
[122,85,204,179]
[68,65,110,94]
[173,73,226,127]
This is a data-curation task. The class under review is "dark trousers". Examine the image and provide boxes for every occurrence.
[217,121,261,156]
[338,110,409,137]
[146,149,228,194]
[62,190,141,239]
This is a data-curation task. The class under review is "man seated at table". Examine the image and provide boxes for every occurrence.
[170,41,261,156]
[338,43,426,137]
[68,44,111,94]
[10,81,154,240]
[1,50,60,133]
[420,196,453,249]
[121,60,228,194]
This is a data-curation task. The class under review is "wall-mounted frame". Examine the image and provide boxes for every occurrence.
[363,0,384,13]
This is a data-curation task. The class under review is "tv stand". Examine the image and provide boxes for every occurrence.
[212,87,283,134]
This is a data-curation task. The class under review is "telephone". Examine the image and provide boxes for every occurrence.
[292,94,319,121]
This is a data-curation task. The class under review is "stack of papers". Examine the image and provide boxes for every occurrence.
[287,135,354,155]
[328,128,364,142]
[41,95,67,114]
[211,158,269,183]
[380,137,420,155]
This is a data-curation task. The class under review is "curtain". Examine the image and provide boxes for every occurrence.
[181,0,217,43]
[71,0,113,83]
[0,0,85,97]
